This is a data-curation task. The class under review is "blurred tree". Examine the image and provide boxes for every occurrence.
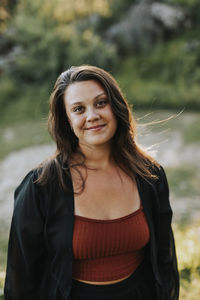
[95,0,135,32]
[105,0,189,54]
[6,0,18,14]
[0,0,18,32]
[106,0,162,54]
[167,0,200,25]
[8,0,117,82]
[1,0,200,120]
[40,0,110,23]
[0,0,9,32]
[0,0,118,121]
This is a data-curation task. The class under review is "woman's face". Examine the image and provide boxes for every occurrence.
[64,80,117,148]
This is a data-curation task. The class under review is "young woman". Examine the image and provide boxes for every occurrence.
[4,65,179,300]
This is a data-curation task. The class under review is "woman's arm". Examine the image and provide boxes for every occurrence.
[157,166,180,300]
[4,171,46,300]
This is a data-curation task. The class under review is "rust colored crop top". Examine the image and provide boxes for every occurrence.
[72,206,150,282]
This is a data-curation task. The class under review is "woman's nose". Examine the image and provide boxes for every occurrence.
[86,108,100,122]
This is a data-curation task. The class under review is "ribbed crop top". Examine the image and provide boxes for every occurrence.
[72,206,150,282]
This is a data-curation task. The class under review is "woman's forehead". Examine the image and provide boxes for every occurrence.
[64,80,107,106]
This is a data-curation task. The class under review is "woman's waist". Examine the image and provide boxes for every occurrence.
[72,272,133,285]
[72,251,145,283]
[71,258,154,292]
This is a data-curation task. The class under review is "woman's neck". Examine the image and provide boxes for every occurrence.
[78,142,113,170]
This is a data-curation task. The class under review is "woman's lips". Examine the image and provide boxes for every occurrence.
[85,124,106,131]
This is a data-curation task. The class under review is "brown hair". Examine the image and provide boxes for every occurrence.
[37,65,159,192]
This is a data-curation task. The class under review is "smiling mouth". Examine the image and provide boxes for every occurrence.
[85,124,106,130]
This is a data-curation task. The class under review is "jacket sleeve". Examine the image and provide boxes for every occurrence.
[157,166,179,300]
[4,170,46,300]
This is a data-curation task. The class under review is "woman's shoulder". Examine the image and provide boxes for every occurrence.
[15,161,60,195]
[147,161,166,179]
[146,162,169,192]
[12,168,48,219]
[15,164,46,188]
[152,163,168,187]
[15,166,48,197]
[15,169,39,197]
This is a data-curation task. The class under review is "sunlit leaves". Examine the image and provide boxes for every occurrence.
[174,222,200,298]
[174,223,200,299]
[17,0,110,24]
[41,0,110,22]
[175,224,200,271]
[0,0,9,32]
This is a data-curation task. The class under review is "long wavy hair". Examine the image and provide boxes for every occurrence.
[37,65,159,192]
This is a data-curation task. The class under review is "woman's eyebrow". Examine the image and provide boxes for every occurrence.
[94,92,107,99]
[70,92,107,107]
[71,101,83,107]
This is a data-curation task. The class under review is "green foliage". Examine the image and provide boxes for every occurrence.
[182,119,200,143]
[166,166,200,198]
[0,120,51,159]
[96,0,135,30]
[0,0,118,122]
[0,76,20,106]
[168,0,200,25]
[115,36,200,110]
[1,0,200,123]
[0,0,10,33]
[66,28,117,68]
[168,0,200,6]
[174,222,200,300]
[0,237,7,274]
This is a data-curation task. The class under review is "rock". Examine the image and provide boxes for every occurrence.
[151,2,186,30]
[106,1,187,52]
[107,1,162,51]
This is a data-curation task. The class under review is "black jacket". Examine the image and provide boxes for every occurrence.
[4,165,179,300]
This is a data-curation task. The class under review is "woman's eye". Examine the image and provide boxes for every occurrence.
[73,106,84,113]
[96,100,108,107]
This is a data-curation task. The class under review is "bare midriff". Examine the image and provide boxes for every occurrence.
[72,272,133,285]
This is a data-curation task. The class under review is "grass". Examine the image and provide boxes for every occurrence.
[0,239,7,296]
[166,165,200,198]
[182,119,200,143]
[0,238,7,273]
[135,110,200,144]
[0,119,52,160]
[174,221,200,300]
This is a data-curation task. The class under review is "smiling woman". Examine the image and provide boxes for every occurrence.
[4,65,179,300]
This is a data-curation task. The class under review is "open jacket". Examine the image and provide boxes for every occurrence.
[4,165,179,300]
